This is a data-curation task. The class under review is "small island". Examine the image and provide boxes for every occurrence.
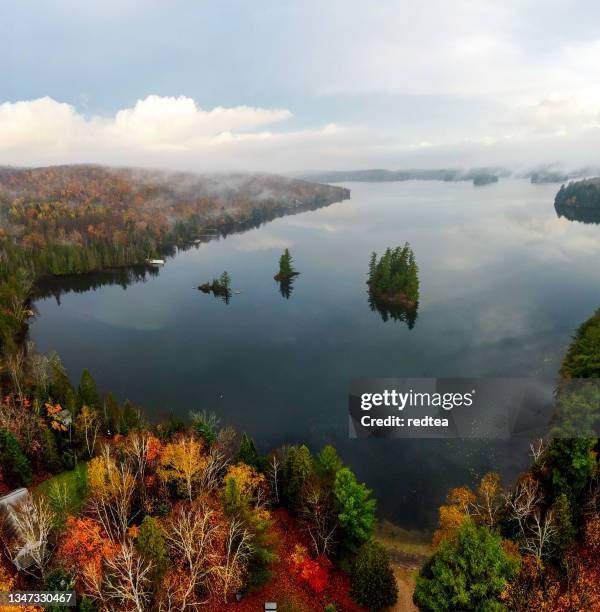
[274,248,300,281]
[555,178,600,209]
[472,173,498,186]
[198,270,232,302]
[367,244,419,307]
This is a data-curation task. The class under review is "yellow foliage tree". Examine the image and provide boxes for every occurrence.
[157,436,208,501]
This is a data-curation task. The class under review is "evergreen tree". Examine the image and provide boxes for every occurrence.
[413,520,519,612]
[316,444,343,478]
[277,248,296,278]
[41,427,62,474]
[284,444,313,512]
[49,354,72,404]
[0,429,32,486]
[78,369,100,410]
[236,433,261,469]
[368,252,377,284]
[350,540,398,610]
[219,271,231,291]
[334,468,376,551]
[137,515,169,586]
[103,393,121,436]
[121,399,141,434]
[551,493,577,558]
[221,476,243,515]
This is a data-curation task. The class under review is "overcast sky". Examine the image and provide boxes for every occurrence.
[2,0,600,172]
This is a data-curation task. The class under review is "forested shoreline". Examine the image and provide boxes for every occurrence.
[413,309,600,610]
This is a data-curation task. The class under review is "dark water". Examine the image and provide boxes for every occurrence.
[29,180,600,529]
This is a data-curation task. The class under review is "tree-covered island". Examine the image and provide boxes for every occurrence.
[273,248,299,281]
[198,271,232,301]
[367,244,420,307]
[555,177,600,209]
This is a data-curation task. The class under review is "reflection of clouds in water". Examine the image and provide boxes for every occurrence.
[83,291,174,332]
[231,231,292,252]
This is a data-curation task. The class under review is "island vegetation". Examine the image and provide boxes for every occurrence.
[198,271,232,302]
[555,177,600,210]
[367,245,419,307]
[274,248,299,282]
[413,308,600,611]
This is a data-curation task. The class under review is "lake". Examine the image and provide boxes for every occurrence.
[29,179,600,530]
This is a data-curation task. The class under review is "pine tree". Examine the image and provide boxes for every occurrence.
[137,516,169,586]
[121,400,141,434]
[278,249,295,278]
[368,252,377,284]
[236,433,261,469]
[0,429,31,486]
[78,369,100,410]
[103,393,121,436]
[284,445,313,512]
[41,427,62,474]
[219,271,231,291]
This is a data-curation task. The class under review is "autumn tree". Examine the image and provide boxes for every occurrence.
[214,518,253,602]
[6,493,54,579]
[58,516,116,589]
[87,447,136,541]
[157,436,207,501]
[163,501,222,607]
[76,405,100,458]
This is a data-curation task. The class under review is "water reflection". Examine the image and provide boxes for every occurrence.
[368,291,418,328]
[277,277,295,299]
[555,203,600,225]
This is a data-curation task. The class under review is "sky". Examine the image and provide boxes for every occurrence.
[2,0,600,173]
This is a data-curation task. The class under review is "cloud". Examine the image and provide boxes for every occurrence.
[0,95,375,172]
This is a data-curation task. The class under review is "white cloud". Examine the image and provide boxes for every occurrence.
[0,95,370,172]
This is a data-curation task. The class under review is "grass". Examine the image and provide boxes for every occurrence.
[36,462,88,522]
[376,520,432,564]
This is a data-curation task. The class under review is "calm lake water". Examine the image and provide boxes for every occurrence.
[29,179,600,529]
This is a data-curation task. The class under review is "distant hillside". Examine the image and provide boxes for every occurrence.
[0,165,350,278]
[299,167,510,184]
[555,178,600,210]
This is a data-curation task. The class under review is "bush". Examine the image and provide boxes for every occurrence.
[350,540,398,610]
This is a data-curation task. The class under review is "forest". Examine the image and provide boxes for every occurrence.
[413,308,600,611]
[0,359,397,611]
